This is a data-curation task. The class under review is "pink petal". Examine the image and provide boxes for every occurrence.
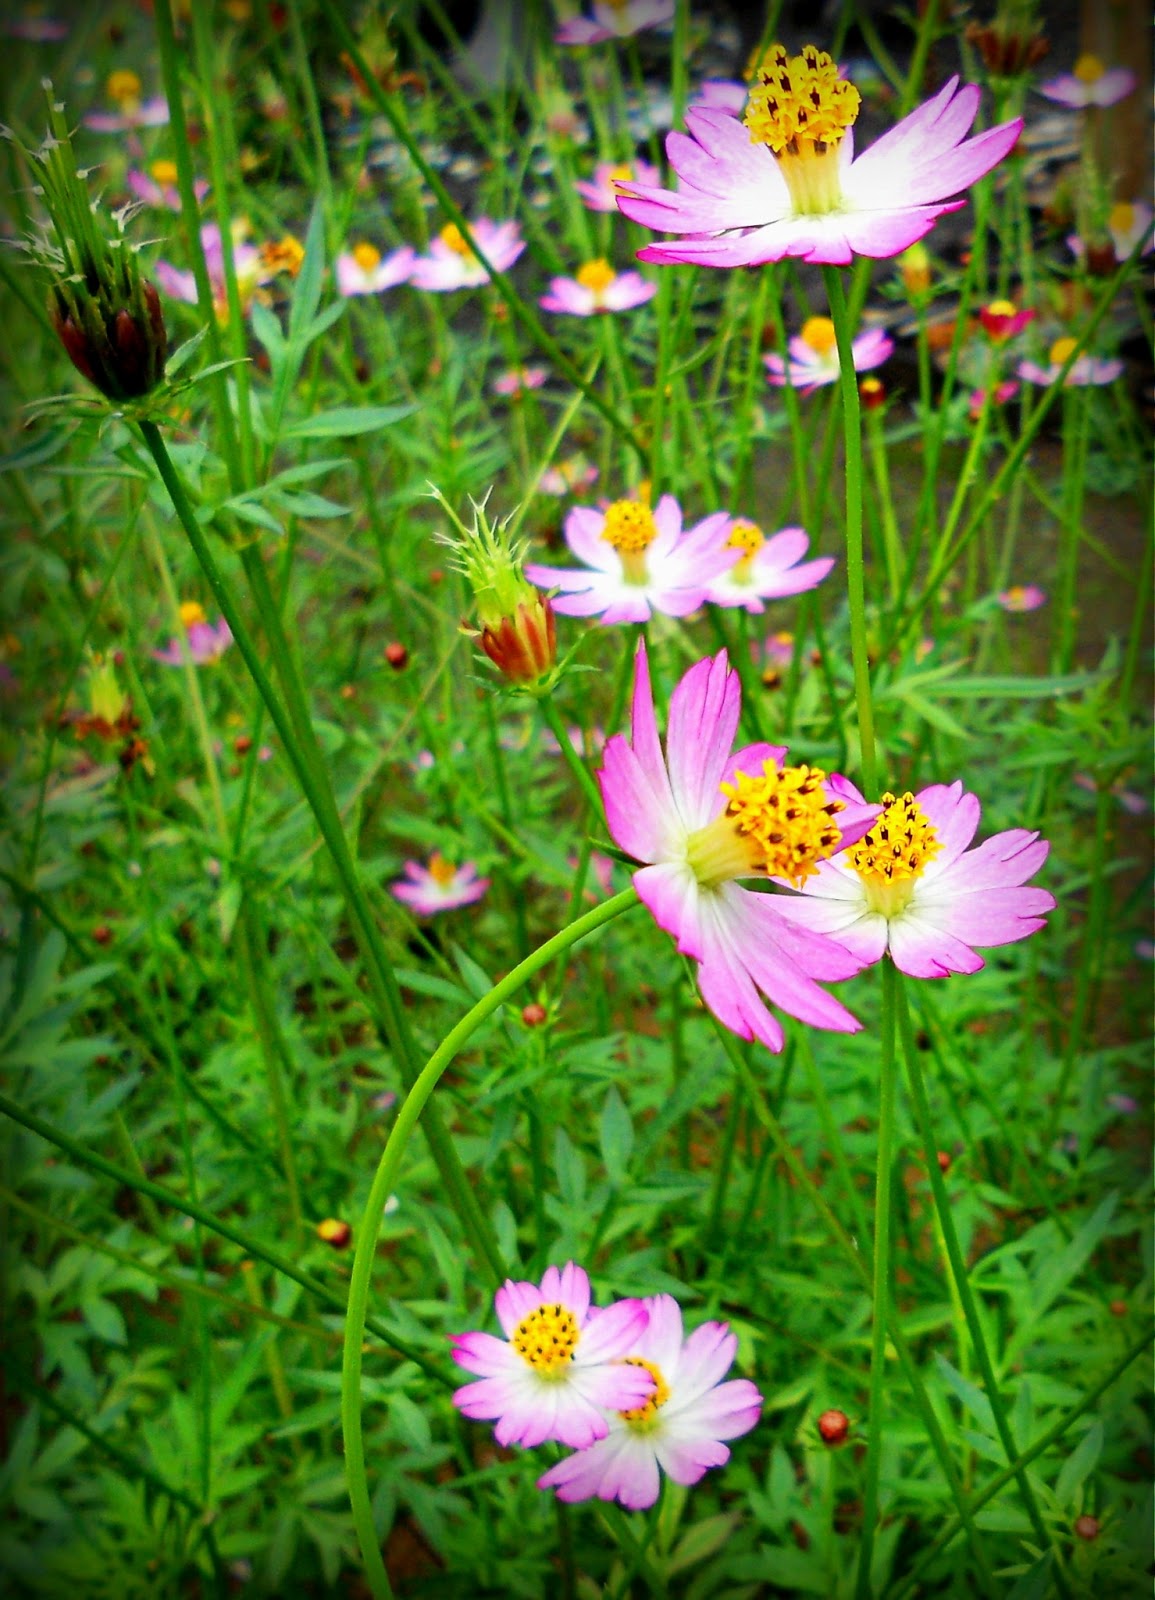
[887,911,984,978]
[577,1295,649,1363]
[634,862,703,959]
[665,649,741,828]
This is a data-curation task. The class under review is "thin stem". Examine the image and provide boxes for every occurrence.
[822,265,878,794]
[538,694,605,816]
[341,888,643,1600]
[894,974,1074,1596]
[854,961,898,1600]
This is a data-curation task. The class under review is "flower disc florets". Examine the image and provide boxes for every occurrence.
[686,759,845,888]
[618,1357,671,1426]
[850,790,942,915]
[745,44,860,215]
[511,1302,580,1376]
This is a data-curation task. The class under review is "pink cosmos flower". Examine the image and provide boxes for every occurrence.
[408,219,525,291]
[84,72,169,133]
[692,80,747,115]
[540,259,657,316]
[335,242,414,297]
[153,613,233,666]
[762,631,795,674]
[556,0,674,46]
[768,781,1055,979]
[1018,337,1123,388]
[969,380,1019,420]
[997,584,1046,613]
[597,643,880,1051]
[493,365,547,397]
[390,854,489,916]
[537,1294,762,1510]
[575,159,662,213]
[979,300,1035,342]
[155,222,270,319]
[615,44,1021,267]
[127,162,209,212]
[764,317,892,392]
[526,495,736,624]
[705,520,834,613]
[539,456,599,496]
[1037,56,1136,109]
[451,1263,654,1449]
[1068,201,1154,265]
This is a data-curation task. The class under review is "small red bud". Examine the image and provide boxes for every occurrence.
[936,1150,952,1173]
[818,1409,850,1446]
[1108,1299,1128,1317]
[316,1218,352,1249]
[1073,1514,1100,1541]
[859,375,886,410]
[384,642,409,670]
[521,1002,548,1027]
[92,923,113,946]
[339,684,356,701]
[234,734,253,754]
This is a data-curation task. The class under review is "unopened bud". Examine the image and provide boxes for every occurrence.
[936,1150,952,1172]
[979,299,1034,343]
[818,1409,849,1446]
[384,641,409,670]
[92,923,113,946]
[479,593,558,688]
[964,21,1050,80]
[14,87,168,402]
[234,734,253,754]
[859,375,886,410]
[521,1001,548,1026]
[1073,1514,1100,1541]
[316,1218,352,1249]
[899,242,931,299]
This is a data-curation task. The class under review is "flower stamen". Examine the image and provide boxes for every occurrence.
[512,1303,580,1377]
[576,257,617,303]
[428,852,458,887]
[725,518,765,583]
[1073,53,1104,83]
[618,1357,669,1427]
[686,759,845,887]
[601,498,658,584]
[441,223,474,258]
[353,241,381,273]
[744,44,860,216]
[851,790,942,916]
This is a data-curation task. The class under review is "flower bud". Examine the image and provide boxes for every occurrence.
[431,487,559,692]
[899,242,931,300]
[1073,1514,1100,1541]
[859,375,886,410]
[979,299,1035,343]
[818,1409,850,1446]
[521,1001,548,1027]
[384,641,409,670]
[11,86,167,402]
[964,21,1050,81]
[316,1218,352,1249]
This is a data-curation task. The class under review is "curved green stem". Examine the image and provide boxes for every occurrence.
[854,960,898,1600]
[822,265,878,795]
[341,888,643,1600]
[538,694,605,816]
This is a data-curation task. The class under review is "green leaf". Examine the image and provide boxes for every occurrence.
[668,1513,739,1576]
[80,1297,126,1346]
[553,1128,586,1211]
[281,404,416,440]
[1054,1420,1103,1508]
[1005,1551,1054,1599]
[288,201,326,344]
[599,1086,634,1186]
[934,1354,995,1436]
[931,672,1105,699]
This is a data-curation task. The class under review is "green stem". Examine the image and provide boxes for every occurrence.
[894,974,1074,1596]
[854,961,898,1600]
[341,889,643,1600]
[539,694,605,816]
[822,265,878,794]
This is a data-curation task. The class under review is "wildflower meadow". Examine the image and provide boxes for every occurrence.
[1,2,1152,1596]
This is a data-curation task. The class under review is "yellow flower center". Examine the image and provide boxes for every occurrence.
[179,601,207,630]
[149,159,179,186]
[107,69,142,106]
[440,223,474,258]
[576,258,617,296]
[850,791,942,917]
[900,242,931,296]
[607,163,634,188]
[428,852,457,887]
[1003,585,1029,609]
[511,1303,580,1377]
[602,498,658,583]
[262,235,305,277]
[801,315,838,356]
[685,760,845,888]
[986,299,1016,319]
[353,242,381,272]
[745,44,859,216]
[725,519,765,582]
[1108,201,1135,235]
[1049,336,1078,366]
[619,1358,670,1427]
[1073,53,1104,83]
